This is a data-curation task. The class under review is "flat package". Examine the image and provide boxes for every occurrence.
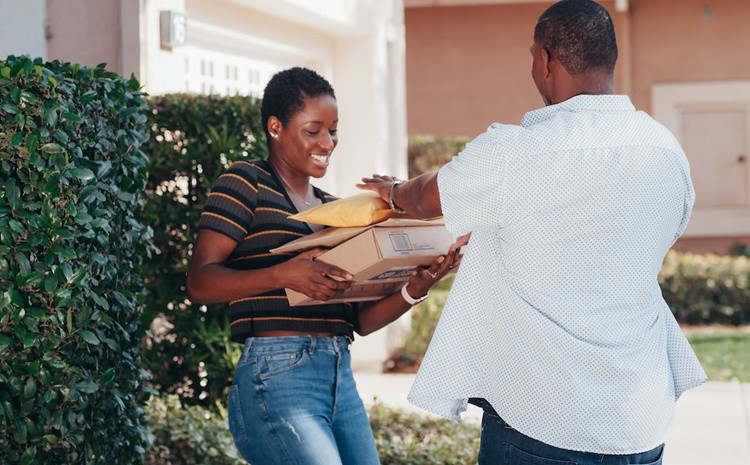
[270,218,454,306]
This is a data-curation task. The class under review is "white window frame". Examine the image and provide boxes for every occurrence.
[652,80,750,237]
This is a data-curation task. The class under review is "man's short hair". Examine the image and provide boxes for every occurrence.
[534,0,618,75]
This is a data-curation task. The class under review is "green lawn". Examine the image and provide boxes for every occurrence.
[684,326,750,382]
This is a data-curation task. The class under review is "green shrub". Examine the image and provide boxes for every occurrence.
[395,251,750,367]
[145,397,480,465]
[0,57,152,464]
[408,135,470,177]
[660,252,749,325]
[141,94,266,410]
[369,403,480,465]
[145,395,243,465]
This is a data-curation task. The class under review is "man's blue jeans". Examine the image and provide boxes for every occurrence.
[479,412,664,465]
[227,336,380,465]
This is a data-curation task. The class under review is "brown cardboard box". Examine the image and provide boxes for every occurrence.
[270,218,454,306]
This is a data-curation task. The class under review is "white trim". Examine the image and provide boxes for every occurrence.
[188,19,330,63]
[653,81,750,237]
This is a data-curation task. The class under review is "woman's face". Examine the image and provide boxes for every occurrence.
[270,94,338,178]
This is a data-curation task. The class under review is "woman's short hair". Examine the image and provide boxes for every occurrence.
[260,67,336,142]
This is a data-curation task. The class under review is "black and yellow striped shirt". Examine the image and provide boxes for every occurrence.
[198,159,359,343]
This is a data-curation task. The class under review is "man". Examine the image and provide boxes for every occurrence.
[357,1,706,463]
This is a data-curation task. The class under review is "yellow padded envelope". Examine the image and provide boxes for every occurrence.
[288,191,411,227]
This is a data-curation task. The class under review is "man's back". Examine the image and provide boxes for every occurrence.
[408,95,707,454]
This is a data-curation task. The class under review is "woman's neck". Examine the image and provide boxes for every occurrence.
[268,155,310,193]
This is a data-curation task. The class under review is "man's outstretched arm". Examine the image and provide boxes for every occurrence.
[356,171,442,219]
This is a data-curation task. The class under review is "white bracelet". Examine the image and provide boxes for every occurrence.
[401,283,428,306]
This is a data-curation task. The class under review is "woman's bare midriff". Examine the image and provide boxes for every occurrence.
[253,330,338,338]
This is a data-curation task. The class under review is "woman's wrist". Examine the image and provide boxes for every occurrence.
[401,282,429,305]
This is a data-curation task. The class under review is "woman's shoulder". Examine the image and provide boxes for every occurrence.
[225,159,272,180]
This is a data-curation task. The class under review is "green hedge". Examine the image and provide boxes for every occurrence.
[141,94,266,410]
[660,252,749,325]
[394,251,750,368]
[370,403,480,465]
[145,396,480,465]
[145,395,243,465]
[408,135,470,177]
[0,57,152,464]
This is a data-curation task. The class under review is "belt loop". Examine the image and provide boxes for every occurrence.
[308,335,316,355]
[242,337,254,363]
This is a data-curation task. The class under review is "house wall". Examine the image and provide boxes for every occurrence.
[404,0,750,252]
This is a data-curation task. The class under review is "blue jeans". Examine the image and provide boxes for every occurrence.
[228,336,380,465]
[479,412,664,465]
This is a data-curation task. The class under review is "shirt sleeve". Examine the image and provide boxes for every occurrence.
[672,152,695,243]
[198,162,258,243]
[437,127,509,237]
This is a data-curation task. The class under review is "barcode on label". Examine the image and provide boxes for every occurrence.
[389,233,413,252]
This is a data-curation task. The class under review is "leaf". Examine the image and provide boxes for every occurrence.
[74,380,99,393]
[41,143,64,154]
[23,378,37,398]
[44,275,58,292]
[15,252,31,276]
[8,288,24,306]
[26,134,39,153]
[0,102,18,114]
[81,90,97,103]
[79,330,100,345]
[45,107,58,127]
[10,132,24,147]
[69,168,95,181]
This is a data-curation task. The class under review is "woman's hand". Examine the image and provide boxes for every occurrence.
[356,174,401,203]
[403,233,470,299]
[276,248,354,301]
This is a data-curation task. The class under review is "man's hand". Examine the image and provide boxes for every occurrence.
[356,171,443,219]
[356,174,401,203]
[403,234,469,299]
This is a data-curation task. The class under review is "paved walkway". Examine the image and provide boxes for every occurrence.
[353,373,750,465]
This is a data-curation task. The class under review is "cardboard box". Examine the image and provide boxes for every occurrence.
[270,218,454,306]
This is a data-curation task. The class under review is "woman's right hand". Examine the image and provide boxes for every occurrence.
[276,248,354,301]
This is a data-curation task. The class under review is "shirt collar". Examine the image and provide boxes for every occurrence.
[520,94,636,127]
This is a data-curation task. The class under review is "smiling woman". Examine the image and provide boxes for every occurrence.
[185,67,462,465]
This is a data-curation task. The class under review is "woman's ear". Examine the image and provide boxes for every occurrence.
[267,116,283,140]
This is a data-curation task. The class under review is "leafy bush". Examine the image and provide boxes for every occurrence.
[145,397,480,465]
[369,403,480,465]
[394,251,750,368]
[408,135,470,177]
[141,94,266,410]
[145,395,243,465]
[0,57,152,464]
[660,252,749,325]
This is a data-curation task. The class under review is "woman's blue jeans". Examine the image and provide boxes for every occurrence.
[479,412,664,465]
[228,336,380,465]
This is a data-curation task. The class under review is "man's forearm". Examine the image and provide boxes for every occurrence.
[392,170,442,219]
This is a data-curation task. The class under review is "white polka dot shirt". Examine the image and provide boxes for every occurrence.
[407,95,707,454]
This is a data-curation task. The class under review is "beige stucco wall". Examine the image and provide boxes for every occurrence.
[630,0,750,113]
[405,0,750,253]
[46,0,122,74]
[405,0,750,136]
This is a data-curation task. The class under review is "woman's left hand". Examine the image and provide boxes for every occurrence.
[403,234,469,299]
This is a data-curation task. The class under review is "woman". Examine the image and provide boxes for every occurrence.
[186,67,461,465]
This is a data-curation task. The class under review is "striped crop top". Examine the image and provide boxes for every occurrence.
[198,159,360,343]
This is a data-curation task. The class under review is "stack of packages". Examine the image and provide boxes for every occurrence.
[271,192,454,306]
